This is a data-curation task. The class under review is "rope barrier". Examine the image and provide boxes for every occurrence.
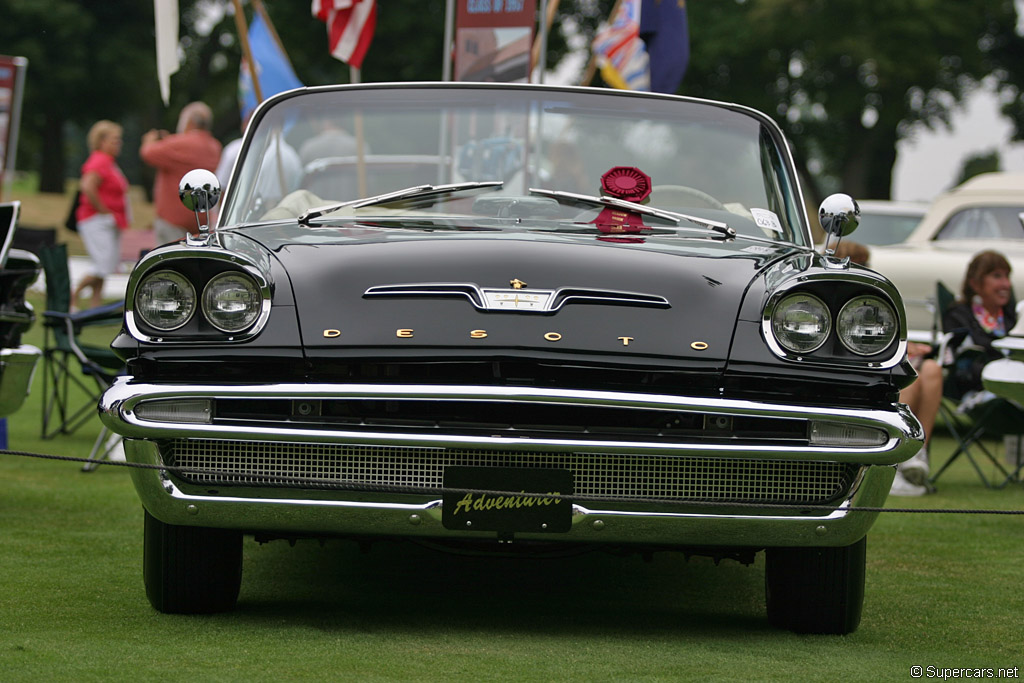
[3,447,1022,515]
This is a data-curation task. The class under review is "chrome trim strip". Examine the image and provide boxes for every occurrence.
[101,379,922,463]
[364,283,670,313]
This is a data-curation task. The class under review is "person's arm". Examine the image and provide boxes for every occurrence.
[139,129,172,166]
[80,171,109,214]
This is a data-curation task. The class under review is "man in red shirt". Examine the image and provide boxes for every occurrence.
[140,101,222,245]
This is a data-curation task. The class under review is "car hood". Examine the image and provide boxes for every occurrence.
[240,224,802,366]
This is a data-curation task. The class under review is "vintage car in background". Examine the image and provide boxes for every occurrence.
[0,202,42,418]
[852,200,927,246]
[867,173,1024,335]
[99,83,923,634]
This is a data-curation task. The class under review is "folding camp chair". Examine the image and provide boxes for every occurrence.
[928,281,1021,488]
[38,244,125,469]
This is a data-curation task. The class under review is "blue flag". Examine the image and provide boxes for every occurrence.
[639,0,689,94]
[239,12,303,121]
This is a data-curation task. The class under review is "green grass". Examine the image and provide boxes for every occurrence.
[2,294,1023,681]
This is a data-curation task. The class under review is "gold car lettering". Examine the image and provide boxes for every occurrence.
[320,328,710,351]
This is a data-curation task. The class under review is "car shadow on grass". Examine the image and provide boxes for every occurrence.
[233,536,770,635]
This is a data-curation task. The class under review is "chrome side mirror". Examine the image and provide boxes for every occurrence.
[819,193,860,238]
[179,169,221,243]
[819,193,860,259]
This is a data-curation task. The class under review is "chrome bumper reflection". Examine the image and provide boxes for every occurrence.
[0,345,40,417]
[100,378,922,464]
[124,439,896,548]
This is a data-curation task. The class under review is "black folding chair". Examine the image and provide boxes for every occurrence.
[38,244,125,469]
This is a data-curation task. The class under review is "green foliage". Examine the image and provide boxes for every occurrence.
[0,0,159,190]
[955,150,1002,187]
[681,0,1023,200]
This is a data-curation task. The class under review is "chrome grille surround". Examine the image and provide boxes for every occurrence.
[166,439,857,506]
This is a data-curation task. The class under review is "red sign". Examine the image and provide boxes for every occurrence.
[455,0,536,82]
[456,0,536,29]
[0,55,28,191]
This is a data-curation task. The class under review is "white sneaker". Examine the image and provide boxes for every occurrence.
[899,447,930,487]
[106,436,126,463]
[890,469,927,497]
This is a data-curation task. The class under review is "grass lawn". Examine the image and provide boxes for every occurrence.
[2,293,1023,681]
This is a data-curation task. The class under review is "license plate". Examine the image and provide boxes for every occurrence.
[442,466,573,534]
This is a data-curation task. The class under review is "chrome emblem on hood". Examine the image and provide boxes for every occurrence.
[364,283,670,314]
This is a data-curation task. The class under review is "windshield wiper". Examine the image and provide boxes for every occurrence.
[528,188,735,238]
[298,181,503,226]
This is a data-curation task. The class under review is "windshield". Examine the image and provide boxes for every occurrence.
[220,84,808,246]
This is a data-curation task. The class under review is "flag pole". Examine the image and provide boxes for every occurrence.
[580,0,624,87]
[531,0,559,83]
[231,0,263,102]
[349,64,367,197]
[442,0,455,81]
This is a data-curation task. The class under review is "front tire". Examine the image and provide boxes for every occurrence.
[143,510,243,614]
[764,537,866,635]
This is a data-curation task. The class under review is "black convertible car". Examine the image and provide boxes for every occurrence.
[100,83,922,633]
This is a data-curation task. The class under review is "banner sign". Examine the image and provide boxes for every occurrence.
[0,55,27,194]
[455,0,537,82]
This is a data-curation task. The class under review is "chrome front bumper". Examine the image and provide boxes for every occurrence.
[0,345,40,417]
[101,378,921,548]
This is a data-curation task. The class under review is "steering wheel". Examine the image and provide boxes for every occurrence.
[648,185,726,211]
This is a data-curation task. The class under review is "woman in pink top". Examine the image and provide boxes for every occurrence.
[73,120,131,308]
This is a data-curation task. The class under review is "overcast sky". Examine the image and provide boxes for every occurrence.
[892,83,1024,202]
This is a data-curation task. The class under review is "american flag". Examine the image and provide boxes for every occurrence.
[312,0,377,69]
[591,0,650,91]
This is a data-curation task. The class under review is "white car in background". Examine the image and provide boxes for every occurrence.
[853,200,927,246]
[866,172,1024,335]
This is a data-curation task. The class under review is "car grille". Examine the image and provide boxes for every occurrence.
[165,439,857,506]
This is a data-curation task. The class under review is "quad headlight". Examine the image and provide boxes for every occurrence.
[767,286,900,363]
[202,272,263,333]
[770,292,831,353]
[837,295,897,355]
[135,270,196,331]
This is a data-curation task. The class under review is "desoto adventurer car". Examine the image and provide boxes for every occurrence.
[100,83,922,634]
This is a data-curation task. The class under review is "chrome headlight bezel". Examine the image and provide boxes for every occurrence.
[836,295,898,356]
[761,271,906,369]
[202,271,264,333]
[133,269,197,332]
[770,292,832,354]
[125,246,273,344]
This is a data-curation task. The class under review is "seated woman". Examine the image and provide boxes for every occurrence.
[943,250,1016,410]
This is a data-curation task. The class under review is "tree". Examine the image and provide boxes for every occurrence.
[0,0,159,192]
[11,0,1021,204]
[954,149,1001,187]
[559,0,1024,203]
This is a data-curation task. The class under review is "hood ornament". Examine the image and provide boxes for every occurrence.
[510,278,528,289]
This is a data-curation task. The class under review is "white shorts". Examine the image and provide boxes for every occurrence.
[77,213,121,278]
